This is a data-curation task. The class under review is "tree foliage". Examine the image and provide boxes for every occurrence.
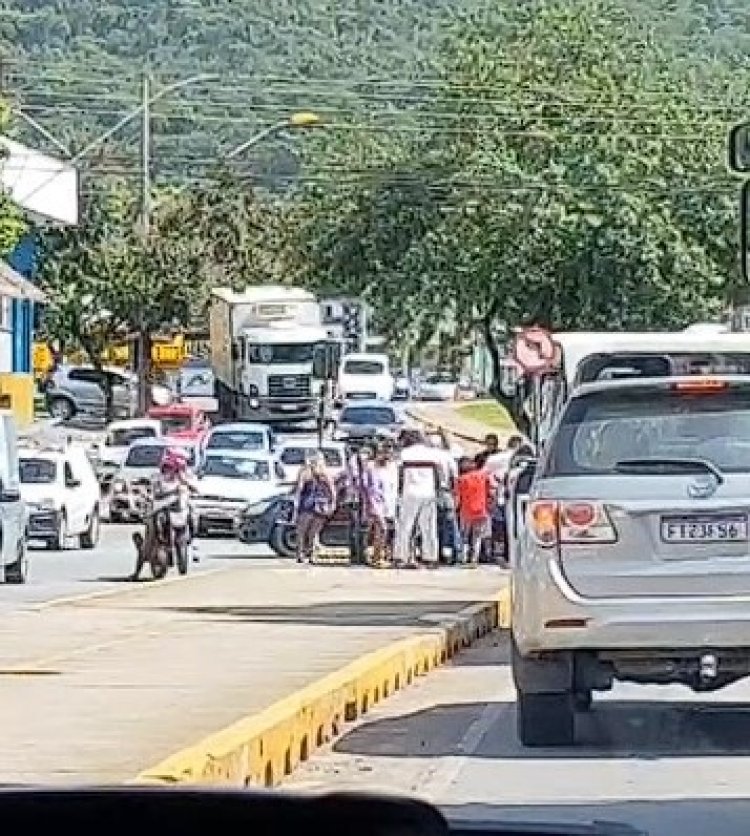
[0,101,26,257]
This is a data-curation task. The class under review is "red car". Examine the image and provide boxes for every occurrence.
[147,403,211,444]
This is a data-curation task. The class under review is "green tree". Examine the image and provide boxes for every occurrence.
[300,0,740,403]
[0,101,25,256]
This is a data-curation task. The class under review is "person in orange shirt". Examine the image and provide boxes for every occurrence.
[455,455,493,566]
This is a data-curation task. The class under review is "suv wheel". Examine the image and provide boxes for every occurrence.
[512,637,576,747]
[48,396,75,422]
[516,691,575,747]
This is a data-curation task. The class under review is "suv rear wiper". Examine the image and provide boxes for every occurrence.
[613,457,724,484]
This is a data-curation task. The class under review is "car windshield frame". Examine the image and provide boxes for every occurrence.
[544,384,750,477]
[340,406,396,426]
[19,457,58,484]
[202,456,271,480]
[342,360,386,376]
[124,445,196,468]
[107,427,158,447]
[205,431,266,451]
[280,447,344,467]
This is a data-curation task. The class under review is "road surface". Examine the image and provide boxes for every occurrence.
[287,631,750,836]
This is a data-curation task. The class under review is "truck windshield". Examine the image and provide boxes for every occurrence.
[246,344,316,363]
[343,360,385,375]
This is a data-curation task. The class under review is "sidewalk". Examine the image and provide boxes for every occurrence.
[406,400,513,447]
[0,561,505,784]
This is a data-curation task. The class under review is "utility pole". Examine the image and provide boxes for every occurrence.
[136,73,151,415]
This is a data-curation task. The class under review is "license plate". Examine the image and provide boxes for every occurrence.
[660,515,749,543]
[279,404,298,411]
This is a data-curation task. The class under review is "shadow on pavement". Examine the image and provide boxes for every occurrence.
[333,696,750,759]
[451,631,510,666]
[163,600,481,628]
[442,799,750,836]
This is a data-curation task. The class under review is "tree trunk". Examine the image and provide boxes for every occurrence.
[480,309,530,437]
[80,335,114,423]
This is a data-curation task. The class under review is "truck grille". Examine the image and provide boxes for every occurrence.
[268,374,311,399]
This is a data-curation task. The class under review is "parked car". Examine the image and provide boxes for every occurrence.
[512,374,750,747]
[43,365,171,422]
[417,371,459,402]
[0,410,27,582]
[20,442,101,551]
[276,441,347,487]
[191,450,285,536]
[108,437,199,522]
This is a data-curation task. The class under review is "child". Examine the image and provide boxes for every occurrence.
[455,455,492,565]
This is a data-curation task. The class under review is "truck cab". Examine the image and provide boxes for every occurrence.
[210,286,329,425]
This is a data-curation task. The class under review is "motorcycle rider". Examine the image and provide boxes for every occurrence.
[130,448,198,581]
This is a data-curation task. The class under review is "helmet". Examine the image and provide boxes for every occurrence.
[161,448,188,476]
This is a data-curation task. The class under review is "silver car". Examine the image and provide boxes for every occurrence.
[512,375,750,746]
[43,365,137,422]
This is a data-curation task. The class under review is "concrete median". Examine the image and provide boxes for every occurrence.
[135,588,511,788]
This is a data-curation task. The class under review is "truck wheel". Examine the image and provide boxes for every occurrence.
[516,690,575,747]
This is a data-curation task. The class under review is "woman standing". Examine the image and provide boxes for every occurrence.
[293,452,336,564]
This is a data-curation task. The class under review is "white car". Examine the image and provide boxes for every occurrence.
[191,450,285,536]
[21,443,101,550]
[98,418,163,468]
[108,437,199,522]
[417,372,459,401]
[277,441,347,487]
[202,422,275,458]
[338,353,394,402]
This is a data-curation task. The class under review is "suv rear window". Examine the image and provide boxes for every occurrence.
[545,386,750,476]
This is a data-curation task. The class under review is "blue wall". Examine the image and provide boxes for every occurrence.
[7,233,39,374]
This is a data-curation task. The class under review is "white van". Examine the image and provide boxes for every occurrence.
[337,353,394,402]
[0,411,27,583]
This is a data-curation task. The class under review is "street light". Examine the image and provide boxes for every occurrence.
[224,111,322,160]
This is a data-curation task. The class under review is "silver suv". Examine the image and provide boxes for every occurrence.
[512,375,750,746]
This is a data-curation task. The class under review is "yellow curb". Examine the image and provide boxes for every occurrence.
[134,586,511,788]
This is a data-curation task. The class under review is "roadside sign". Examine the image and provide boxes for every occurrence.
[512,326,559,374]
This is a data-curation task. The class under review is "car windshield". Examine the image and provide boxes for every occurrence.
[202,456,270,480]
[246,343,316,363]
[205,431,265,451]
[343,360,385,375]
[340,406,395,425]
[124,446,165,468]
[280,447,343,467]
[107,427,158,447]
[20,458,57,484]
[159,415,193,433]
[546,385,750,475]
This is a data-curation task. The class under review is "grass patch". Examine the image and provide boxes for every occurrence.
[456,400,515,431]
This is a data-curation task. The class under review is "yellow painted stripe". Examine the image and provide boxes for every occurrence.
[134,587,511,788]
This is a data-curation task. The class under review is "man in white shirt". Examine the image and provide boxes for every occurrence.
[394,429,451,567]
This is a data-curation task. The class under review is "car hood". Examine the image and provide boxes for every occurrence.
[340,423,397,437]
[20,483,60,506]
[119,466,159,484]
[194,476,281,502]
[99,447,128,467]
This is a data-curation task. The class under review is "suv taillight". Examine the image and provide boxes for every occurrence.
[528,500,617,547]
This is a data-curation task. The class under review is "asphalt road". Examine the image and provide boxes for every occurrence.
[287,632,750,836]
[1,421,314,615]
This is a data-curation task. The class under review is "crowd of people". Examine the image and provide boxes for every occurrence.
[292,426,531,568]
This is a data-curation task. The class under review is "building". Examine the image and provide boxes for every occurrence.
[1,136,78,426]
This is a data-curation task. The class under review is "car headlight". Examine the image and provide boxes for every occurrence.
[244,499,274,516]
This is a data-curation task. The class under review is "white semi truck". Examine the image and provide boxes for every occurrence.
[210,285,329,425]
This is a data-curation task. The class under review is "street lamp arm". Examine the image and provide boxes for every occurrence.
[11,108,72,157]
[71,74,218,165]
[224,121,288,160]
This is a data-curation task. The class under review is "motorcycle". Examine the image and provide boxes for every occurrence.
[132,484,192,579]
